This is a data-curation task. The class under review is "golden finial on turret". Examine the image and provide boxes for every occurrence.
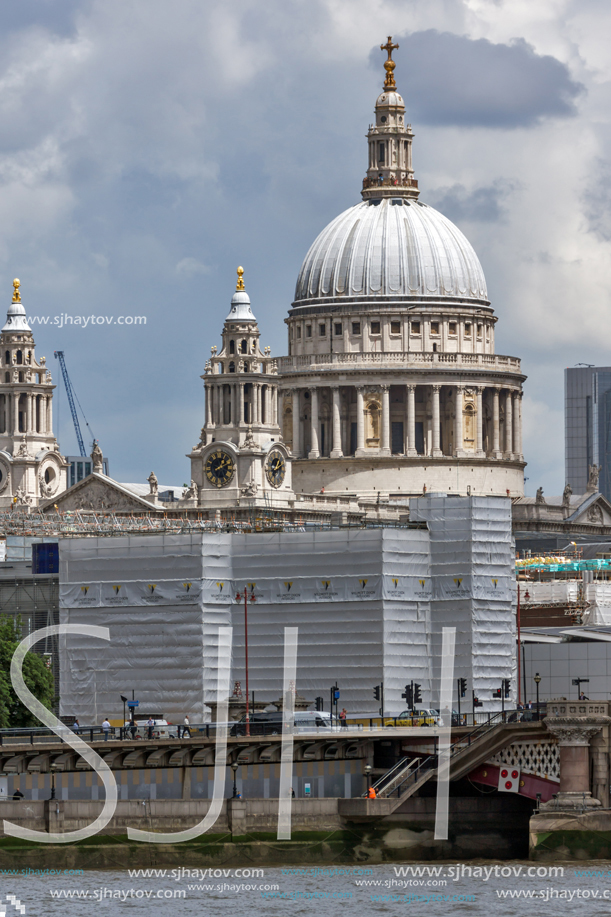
[380,36,399,90]
[236,266,245,291]
[12,278,20,303]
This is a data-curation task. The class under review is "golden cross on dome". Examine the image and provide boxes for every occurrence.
[236,266,245,291]
[12,278,20,303]
[380,35,399,90]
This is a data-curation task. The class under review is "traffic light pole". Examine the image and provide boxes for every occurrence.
[456,678,461,724]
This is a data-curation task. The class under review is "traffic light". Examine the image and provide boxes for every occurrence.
[493,688,501,699]
[373,685,381,701]
[414,683,422,705]
[402,684,414,709]
[459,678,467,698]
[315,697,323,711]
[503,679,511,698]
[473,696,483,707]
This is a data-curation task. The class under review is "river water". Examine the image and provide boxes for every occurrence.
[3,860,611,915]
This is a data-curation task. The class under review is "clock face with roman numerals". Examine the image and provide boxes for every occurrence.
[266,451,286,488]
[205,450,235,487]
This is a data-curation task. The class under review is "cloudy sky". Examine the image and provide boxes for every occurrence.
[0,0,609,494]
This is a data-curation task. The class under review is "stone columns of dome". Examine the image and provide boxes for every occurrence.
[406,384,416,456]
[330,387,343,458]
[292,390,301,457]
[431,385,442,457]
[505,390,513,458]
[309,388,320,459]
[380,385,391,455]
[514,392,522,459]
[257,384,262,424]
[239,383,245,427]
[492,388,501,458]
[454,386,464,457]
[26,394,32,433]
[356,387,365,456]
[39,395,44,434]
[476,387,484,456]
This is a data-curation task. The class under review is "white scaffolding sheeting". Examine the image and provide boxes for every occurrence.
[59,498,516,722]
[410,495,516,709]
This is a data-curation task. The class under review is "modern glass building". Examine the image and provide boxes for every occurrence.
[565,366,611,500]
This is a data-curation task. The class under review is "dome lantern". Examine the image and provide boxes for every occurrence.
[362,37,419,201]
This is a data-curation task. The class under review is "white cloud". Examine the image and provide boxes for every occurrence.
[175,257,210,277]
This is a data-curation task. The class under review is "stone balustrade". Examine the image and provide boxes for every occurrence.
[278,351,522,374]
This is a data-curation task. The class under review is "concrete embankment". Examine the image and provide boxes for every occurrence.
[0,796,531,868]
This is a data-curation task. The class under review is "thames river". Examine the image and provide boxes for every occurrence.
[3,861,611,915]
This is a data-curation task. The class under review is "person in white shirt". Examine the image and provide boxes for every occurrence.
[102,718,111,741]
[182,715,191,739]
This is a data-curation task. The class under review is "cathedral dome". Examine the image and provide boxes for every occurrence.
[293,198,489,308]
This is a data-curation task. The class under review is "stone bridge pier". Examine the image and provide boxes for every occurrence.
[542,700,611,810]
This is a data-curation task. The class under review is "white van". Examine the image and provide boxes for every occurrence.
[124,718,177,739]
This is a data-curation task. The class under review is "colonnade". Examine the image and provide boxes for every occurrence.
[205,381,278,429]
[285,382,523,460]
[0,392,52,435]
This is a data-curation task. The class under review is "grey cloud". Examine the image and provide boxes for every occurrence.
[583,160,611,241]
[426,180,516,223]
[378,31,584,127]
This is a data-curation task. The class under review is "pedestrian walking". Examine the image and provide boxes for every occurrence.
[129,718,137,740]
[102,718,111,742]
[147,717,154,740]
[339,707,348,728]
[182,715,191,739]
[72,718,80,735]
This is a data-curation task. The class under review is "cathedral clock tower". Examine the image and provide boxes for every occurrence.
[0,279,68,507]
[189,268,294,508]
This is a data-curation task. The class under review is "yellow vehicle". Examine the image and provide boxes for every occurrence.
[384,708,440,727]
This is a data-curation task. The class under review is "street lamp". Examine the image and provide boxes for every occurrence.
[534,673,541,721]
[120,695,128,739]
[364,764,372,791]
[235,588,256,737]
[231,762,239,798]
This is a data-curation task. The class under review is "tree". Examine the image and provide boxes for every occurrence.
[0,616,54,728]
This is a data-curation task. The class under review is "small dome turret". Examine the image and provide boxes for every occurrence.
[2,279,31,332]
[226,266,257,321]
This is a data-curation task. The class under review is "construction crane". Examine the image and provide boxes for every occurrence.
[54,351,86,457]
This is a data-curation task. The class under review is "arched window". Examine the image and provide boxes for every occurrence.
[240,340,247,354]
[16,350,22,365]
[4,351,8,365]
[229,340,235,354]
[229,362,235,373]
[243,362,249,372]
[18,372,23,382]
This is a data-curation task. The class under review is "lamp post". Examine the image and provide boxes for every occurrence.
[364,764,372,791]
[231,762,239,798]
[120,695,128,740]
[235,588,256,737]
[534,673,541,721]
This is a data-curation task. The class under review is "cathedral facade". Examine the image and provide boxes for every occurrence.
[195,40,526,508]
